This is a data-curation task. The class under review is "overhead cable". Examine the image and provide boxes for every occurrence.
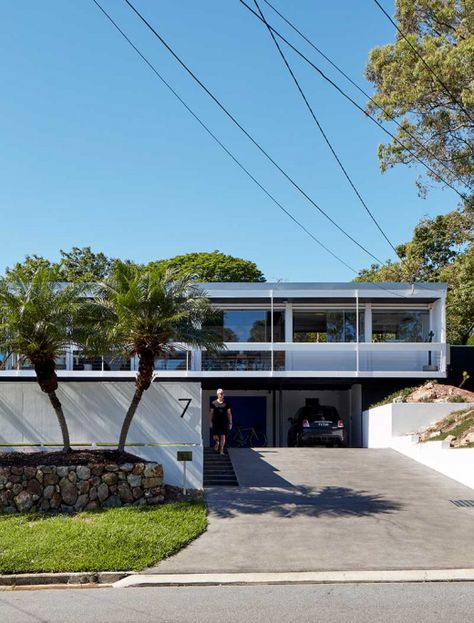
[261,0,472,193]
[253,0,401,259]
[238,0,471,206]
[122,0,384,264]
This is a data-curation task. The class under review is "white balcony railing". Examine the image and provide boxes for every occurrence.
[0,342,447,378]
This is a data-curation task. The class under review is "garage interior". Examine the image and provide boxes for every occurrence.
[202,383,363,448]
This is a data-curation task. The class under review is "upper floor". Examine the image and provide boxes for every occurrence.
[0,282,448,379]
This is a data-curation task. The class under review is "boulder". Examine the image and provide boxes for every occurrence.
[76,466,91,481]
[14,490,33,512]
[60,478,78,506]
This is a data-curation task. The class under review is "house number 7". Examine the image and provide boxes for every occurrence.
[178,398,192,418]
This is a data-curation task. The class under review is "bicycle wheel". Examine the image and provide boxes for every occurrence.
[250,431,267,447]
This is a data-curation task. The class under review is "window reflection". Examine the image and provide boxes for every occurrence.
[293,311,365,342]
[208,310,285,342]
[372,310,429,342]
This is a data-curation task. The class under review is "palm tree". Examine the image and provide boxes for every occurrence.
[91,262,222,452]
[0,266,88,452]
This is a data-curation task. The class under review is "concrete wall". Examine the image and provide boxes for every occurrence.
[362,402,474,448]
[0,381,203,489]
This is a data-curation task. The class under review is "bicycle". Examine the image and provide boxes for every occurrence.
[228,426,267,448]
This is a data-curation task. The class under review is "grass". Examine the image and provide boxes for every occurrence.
[370,385,418,409]
[0,501,207,574]
[424,408,474,446]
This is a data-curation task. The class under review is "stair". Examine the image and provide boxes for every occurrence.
[203,447,239,487]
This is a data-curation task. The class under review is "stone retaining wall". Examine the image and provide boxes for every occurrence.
[0,462,164,513]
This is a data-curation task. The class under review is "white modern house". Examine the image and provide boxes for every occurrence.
[0,281,450,488]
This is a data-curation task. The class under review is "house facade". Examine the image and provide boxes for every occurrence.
[0,282,448,451]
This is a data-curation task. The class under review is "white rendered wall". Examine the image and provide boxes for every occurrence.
[0,381,203,489]
[362,403,474,449]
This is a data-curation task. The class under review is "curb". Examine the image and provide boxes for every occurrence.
[0,571,132,588]
[113,569,474,588]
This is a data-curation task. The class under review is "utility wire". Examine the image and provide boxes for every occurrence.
[253,0,401,259]
[91,0,412,299]
[372,0,474,127]
[238,0,471,206]
[122,0,384,264]
[261,0,472,194]
[90,0,356,274]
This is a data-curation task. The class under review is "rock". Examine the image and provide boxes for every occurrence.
[133,498,146,506]
[89,486,98,501]
[40,466,55,474]
[97,483,109,503]
[109,485,117,495]
[11,466,23,476]
[142,477,161,489]
[0,490,13,505]
[56,466,69,478]
[9,475,22,484]
[146,495,164,505]
[102,472,118,486]
[91,465,104,477]
[43,473,59,486]
[78,480,90,495]
[85,501,99,511]
[429,431,441,438]
[464,432,474,444]
[50,492,62,509]
[75,494,90,510]
[23,467,36,479]
[445,435,456,444]
[103,495,121,508]
[67,471,77,484]
[39,499,50,511]
[120,463,134,473]
[14,490,33,512]
[132,463,144,475]
[26,479,43,497]
[36,470,44,484]
[12,483,23,496]
[91,476,102,486]
[43,485,55,499]
[105,464,119,472]
[76,466,91,481]
[132,486,143,500]
[60,479,78,506]
[117,483,133,503]
[127,474,142,488]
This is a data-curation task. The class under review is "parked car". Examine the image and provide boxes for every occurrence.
[287,404,345,447]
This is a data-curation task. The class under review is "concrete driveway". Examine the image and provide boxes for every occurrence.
[148,448,474,573]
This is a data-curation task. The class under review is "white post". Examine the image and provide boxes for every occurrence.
[270,289,274,373]
[183,461,187,496]
[355,290,359,376]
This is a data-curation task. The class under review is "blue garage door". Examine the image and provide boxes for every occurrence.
[209,396,267,447]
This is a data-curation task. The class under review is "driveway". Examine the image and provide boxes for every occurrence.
[147,448,474,573]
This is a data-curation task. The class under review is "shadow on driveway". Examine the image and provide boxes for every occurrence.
[208,485,403,520]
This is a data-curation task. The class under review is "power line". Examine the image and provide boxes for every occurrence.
[253,0,401,259]
[89,0,356,274]
[238,0,471,206]
[372,0,474,127]
[122,0,384,264]
[261,0,472,194]
[90,0,412,300]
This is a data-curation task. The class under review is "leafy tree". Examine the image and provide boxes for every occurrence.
[59,247,116,282]
[5,255,52,279]
[356,209,474,344]
[0,267,89,451]
[365,0,474,204]
[91,262,222,451]
[149,251,265,282]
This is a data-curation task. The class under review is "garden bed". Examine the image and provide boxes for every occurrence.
[0,449,144,467]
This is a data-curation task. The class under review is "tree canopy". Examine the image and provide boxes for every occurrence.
[356,209,474,344]
[366,0,474,204]
[148,251,265,282]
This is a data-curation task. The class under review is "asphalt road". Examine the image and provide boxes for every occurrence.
[0,583,473,623]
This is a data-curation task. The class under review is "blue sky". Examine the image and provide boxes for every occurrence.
[0,1,457,281]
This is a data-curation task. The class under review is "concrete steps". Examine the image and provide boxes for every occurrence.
[203,448,238,487]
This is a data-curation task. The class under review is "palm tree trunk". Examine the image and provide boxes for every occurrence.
[118,350,154,452]
[48,391,71,452]
[118,387,144,453]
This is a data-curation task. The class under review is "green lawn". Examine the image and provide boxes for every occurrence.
[0,501,207,574]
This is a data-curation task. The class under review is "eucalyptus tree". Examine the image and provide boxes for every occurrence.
[91,262,222,452]
[0,266,89,452]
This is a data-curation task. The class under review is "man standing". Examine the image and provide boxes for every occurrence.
[209,388,232,455]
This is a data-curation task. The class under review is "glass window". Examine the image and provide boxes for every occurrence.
[293,310,365,342]
[372,310,430,342]
[208,310,285,342]
[154,352,189,370]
